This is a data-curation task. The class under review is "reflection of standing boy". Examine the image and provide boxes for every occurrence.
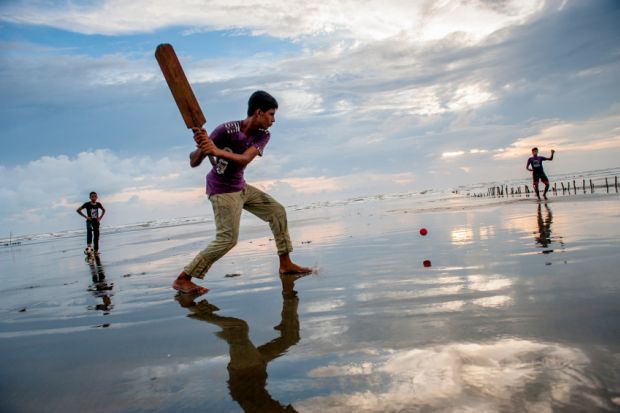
[76,192,106,255]
[526,147,555,199]
[173,91,311,295]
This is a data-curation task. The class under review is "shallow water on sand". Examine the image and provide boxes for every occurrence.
[1,194,619,412]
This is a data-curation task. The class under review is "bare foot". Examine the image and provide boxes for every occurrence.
[279,253,313,275]
[279,262,313,275]
[173,273,209,295]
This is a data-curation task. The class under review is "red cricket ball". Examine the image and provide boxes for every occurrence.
[420,228,428,236]
[423,260,432,267]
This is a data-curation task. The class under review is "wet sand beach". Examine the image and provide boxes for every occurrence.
[1,191,619,412]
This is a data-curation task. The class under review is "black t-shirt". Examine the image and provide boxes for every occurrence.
[81,202,103,219]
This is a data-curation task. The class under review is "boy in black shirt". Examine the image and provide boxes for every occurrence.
[76,192,106,255]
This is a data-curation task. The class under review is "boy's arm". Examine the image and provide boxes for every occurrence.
[548,149,555,161]
[99,204,106,221]
[205,143,260,167]
[189,128,208,168]
[193,126,261,167]
[196,131,260,167]
[189,148,206,168]
[526,159,532,171]
[76,205,87,218]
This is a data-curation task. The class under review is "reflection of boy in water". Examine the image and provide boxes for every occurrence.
[87,255,113,313]
[176,274,306,413]
[535,203,553,250]
[526,147,555,199]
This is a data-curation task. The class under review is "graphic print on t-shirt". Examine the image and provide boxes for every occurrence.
[215,147,233,175]
[224,121,241,135]
[82,202,101,219]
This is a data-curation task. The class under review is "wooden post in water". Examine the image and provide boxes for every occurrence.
[572,180,577,194]
[561,182,565,193]
[605,177,609,193]
[616,176,618,192]
[590,179,594,193]
[582,179,586,193]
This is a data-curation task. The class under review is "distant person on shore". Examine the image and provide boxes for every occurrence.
[526,147,555,200]
[76,192,106,255]
[173,91,312,295]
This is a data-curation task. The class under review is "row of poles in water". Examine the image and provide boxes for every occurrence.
[469,176,619,198]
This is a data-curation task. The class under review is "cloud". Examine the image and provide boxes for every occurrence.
[296,338,603,412]
[495,111,620,159]
[0,150,205,233]
[254,171,416,199]
[442,151,465,159]
[0,0,544,42]
[0,148,419,235]
[1,0,619,235]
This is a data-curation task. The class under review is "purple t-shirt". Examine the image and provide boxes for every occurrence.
[206,121,270,195]
[527,156,548,173]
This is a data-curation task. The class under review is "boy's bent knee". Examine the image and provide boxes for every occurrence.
[214,238,237,253]
[272,203,286,219]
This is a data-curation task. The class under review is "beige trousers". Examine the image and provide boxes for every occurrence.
[184,185,293,278]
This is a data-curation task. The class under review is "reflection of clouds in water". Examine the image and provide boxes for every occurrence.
[356,284,464,301]
[450,225,496,245]
[304,299,346,313]
[472,295,512,308]
[119,356,229,408]
[309,362,374,377]
[368,300,468,317]
[303,315,349,341]
[297,339,598,413]
[479,225,496,240]
[356,274,513,310]
[294,221,349,245]
[451,226,474,245]
[467,275,513,292]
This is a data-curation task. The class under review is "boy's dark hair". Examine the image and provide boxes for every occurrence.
[90,191,97,197]
[531,147,538,151]
[247,91,278,116]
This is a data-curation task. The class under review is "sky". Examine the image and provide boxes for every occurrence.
[1,0,619,236]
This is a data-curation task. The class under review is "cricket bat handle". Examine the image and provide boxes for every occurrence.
[192,128,217,166]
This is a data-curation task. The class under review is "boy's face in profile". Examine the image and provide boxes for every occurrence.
[257,108,276,130]
[531,149,538,156]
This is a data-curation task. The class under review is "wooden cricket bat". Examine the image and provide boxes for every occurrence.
[155,43,215,165]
